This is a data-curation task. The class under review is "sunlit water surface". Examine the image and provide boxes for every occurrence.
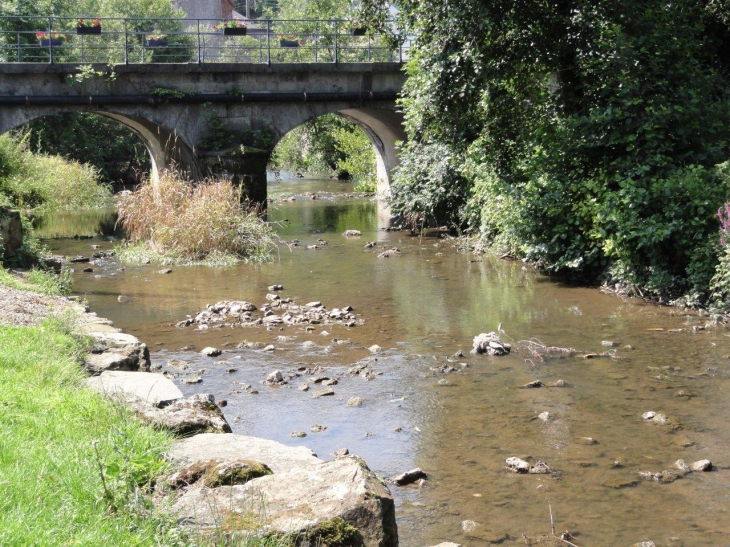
[40,176,730,547]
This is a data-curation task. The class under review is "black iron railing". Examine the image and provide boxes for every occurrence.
[0,16,410,64]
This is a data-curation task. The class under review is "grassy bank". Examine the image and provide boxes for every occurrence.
[0,317,184,546]
[0,133,113,212]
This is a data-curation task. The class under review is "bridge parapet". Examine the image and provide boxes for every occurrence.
[0,16,411,65]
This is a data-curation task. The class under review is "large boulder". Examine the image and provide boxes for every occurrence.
[0,207,23,258]
[87,373,231,435]
[83,332,151,375]
[168,433,322,473]
[167,434,398,547]
[86,370,183,406]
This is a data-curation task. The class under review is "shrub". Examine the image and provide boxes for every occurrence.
[0,133,112,211]
[117,172,275,263]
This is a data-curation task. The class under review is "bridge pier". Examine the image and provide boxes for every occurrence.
[200,147,269,206]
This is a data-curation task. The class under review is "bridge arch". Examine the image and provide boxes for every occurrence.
[269,106,405,196]
[0,108,201,184]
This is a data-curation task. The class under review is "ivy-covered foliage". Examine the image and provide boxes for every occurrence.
[364,0,730,301]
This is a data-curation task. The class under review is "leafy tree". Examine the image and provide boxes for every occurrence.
[364,0,730,299]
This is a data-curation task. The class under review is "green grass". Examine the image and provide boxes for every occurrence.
[0,265,73,296]
[0,133,113,212]
[0,318,186,546]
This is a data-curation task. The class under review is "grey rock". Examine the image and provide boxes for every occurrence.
[690,459,712,472]
[311,424,327,432]
[83,332,151,375]
[312,388,335,398]
[343,229,362,236]
[200,347,222,357]
[0,206,23,257]
[388,468,427,486]
[86,371,182,406]
[168,434,321,474]
[290,430,307,438]
[348,396,363,407]
[171,455,397,547]
[471,332,511,356]
[266,370,284,384]
[130,393,231,435]
[181,375,203,384]
[368,344,382,354]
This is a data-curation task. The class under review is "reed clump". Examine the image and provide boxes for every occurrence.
[117,171,275,264]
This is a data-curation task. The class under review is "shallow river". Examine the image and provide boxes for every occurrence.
[40,177,730,547]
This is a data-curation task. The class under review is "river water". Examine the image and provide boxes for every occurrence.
[39,177,730,547]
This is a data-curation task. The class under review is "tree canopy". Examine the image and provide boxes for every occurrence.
[364,0,730,301]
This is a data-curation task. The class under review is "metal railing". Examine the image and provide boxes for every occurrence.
[0,16,411,64]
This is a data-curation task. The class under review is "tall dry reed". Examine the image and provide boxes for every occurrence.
[117,171,274,262]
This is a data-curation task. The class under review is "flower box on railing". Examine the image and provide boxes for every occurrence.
[40,38,64,47]
[223,27,247,36]
[36,32,67,47]
[76,18,101,34]
[279,39,300,48]
[146,38,168,47]
[77,26,101,35]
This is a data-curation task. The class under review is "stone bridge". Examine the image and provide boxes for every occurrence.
[0,62,406,202]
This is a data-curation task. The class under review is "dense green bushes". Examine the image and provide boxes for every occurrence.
[367,0,730,304]
[0,133,112,211]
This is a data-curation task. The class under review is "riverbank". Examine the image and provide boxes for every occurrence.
[0,272,397,546]
[0,282,182,545]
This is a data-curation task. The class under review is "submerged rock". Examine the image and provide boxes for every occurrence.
[505,457,551,474]
[388,468,428,486]
[471,332,511,356]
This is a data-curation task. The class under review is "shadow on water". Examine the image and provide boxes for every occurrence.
[38,176,730,547]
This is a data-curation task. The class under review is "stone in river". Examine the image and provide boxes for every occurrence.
[343,229,362,236]
[505,457,530,473]
[388,468,427,486]
[290,430,307,438]
[182,375,203,384]
[310,424,327,432]
[266,370,283,384]
[537,411,551,422]
[348,396,363,407]
[523,380,543,388]
[471,332,511,356]
[298,383,309,392]
[263,345,275,351]
[369,344,382,354]
[313,388,335,398]
[576,437,598,445]
[268,284,284,291]
[200,347,222,357]
[690,459,713,472]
